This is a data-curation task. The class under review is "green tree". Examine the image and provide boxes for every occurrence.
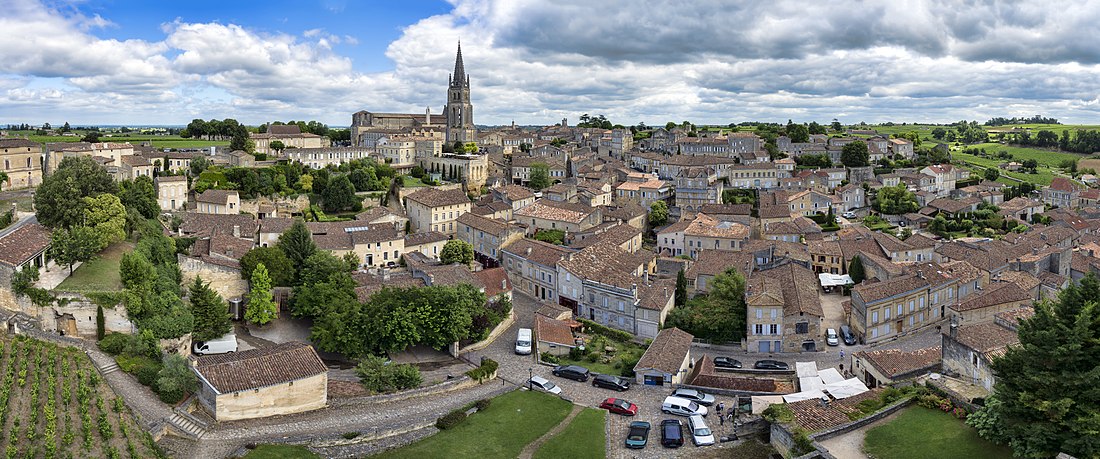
[841,140,870,167]
[296,174,313,192]
[50,226,104,274]
[189,156,210,176]
[808,121,826,135]
[96,305,105,340]
[967,274,1100,458]
[188,277,231,342]
[34,156,117,228]
[298,251,353,286]
[666,268,747,342]
[230,133,254,153]
[848,256,865,284]
[82,194,127,245]
[155,354,197,404]
[649,200,669,227]
[355,355,422,393]
[278,220,316,279]
[119,176,160,219]
[440,240,474,266]
[787,124,810,143]
[81,132,101,143]
[322,175,359,212]
[268,140,286,154]
[983,167,1000,182]
[239,246,294,287]
[874,184,919,215]
[0,171,8,192]
[931,127,947,140]
[245,263,277,325]
[119,251,155,291]
[529,162,551,190]
[831,119,843,133]
[675,269,687,307]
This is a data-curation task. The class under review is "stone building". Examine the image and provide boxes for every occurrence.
[745,261,824,353]
[404,187,472,235]
[250,124,329,155]
[941,310,1029,392]
[501,238,573,303]
[445,43,476,143]
[195,189,241,215]
[455,212,524,262]
[633,327,694,386]
[852,345,941,388]
[193,342,328,421]
[0,221,51,290]
[0,139,43,189]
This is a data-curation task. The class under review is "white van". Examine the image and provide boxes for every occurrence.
[662,396,709,417]
[688,414,715,446]
[515,328,533,355]
[193,333,238,355]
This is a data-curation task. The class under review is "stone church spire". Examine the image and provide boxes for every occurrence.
[450,41,468,88]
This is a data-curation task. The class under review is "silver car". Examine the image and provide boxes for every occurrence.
[688,414,715,446]
[528,375,562,395]
[670,388,716,406]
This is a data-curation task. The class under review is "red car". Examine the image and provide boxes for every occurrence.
[599,398,638,416]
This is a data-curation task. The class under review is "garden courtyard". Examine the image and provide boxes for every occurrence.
[822,405,1014,459]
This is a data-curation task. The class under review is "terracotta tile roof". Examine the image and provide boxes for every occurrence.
[1048,176,1083,193]
[0,222,51,267]
[788,388,884,432]
[634,328,693,374]
[855,346,941,379]
[601,203,646,222]
[258,217,295,235]
[119,155,151,167]
[535,301,572,320]
[684,213,750,239]
[353,272,426,301]
[992,271,1040,293]
[1000,197,1043,212]
[0,139,40,148]
[699,203,752,216]
[355,206,403,222]
[195,341,327,393]
[994,307,1035,327]
[195,189,238,205]
[656,217,693,236]
[473,267,511,298]
[926,197,979,214]
[456,212,510,236]
[515,200,597,224]
[686,249,754,280]
[471,201,512,216]
[535,314,575,347]
[853,274,928,304]
[570,222,641,250]
[637,279,675,311]
[935,241,1010,274]
[940,260,982,285]
[502,238,574,267]
[749,262,823,317]
[950,322,1019,355]
[558,241,649,290]
[406,187,471,208]
[689,356,783,393]
[808,240,842,256]
[177,212,258,238]
[952,282,1030,312]
[404,231,448,247]
[493,184,535,201]
[154,175,186,183]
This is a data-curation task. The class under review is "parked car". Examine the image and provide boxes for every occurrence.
[713,356,742,369]
[662,396,709,417]
[687,414,715,446]
[661,419,684,448]
[515,328,533,355]
[625,421,650,449]
[599,397,638,416]
[840,325,857,345]
[527,376,562,395]
[842,211,857,219]
[826,328,840,347]
[670,388,716,406]
[753,359,790,370]
[192,333,237,355]
[592,374,631,391]
[552,365,591,382]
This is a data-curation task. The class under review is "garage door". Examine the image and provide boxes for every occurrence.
[643,375,664,386]
[759,341,770,352]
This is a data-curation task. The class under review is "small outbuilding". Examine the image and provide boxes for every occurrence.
[633,327,694,386]
[535,314,576,357]
[193,341,328,421]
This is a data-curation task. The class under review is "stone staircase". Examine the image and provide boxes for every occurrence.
[99,362,120,376]
[168,412,208,440]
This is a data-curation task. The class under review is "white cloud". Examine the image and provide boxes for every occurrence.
[2,0,1100,125]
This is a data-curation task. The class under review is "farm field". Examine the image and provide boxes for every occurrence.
[0,335,161,458]
[3,131,226,149]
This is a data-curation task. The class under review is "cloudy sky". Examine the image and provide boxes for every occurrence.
[3,0,1100,127]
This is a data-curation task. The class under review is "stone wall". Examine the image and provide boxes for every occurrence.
[2,292,133,337]
[179,255,248,301]
[211,372,328,421]
[239,195,310,217]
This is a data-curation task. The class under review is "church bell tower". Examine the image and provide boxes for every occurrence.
[445,42,475,144]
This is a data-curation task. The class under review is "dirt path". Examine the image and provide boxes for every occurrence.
[517,404,584,459]
[817,408,907,459]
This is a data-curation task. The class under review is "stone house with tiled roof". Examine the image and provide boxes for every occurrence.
[633,327,694,386]
[807,240,844,275]
[851,268,955,345]
[0,221,50,291]
[117,154,154,180]
[558,242,667,338]
[746,261,824,353]
[404,187,471,235]
[615,172,672,209]
[685,249,754,295]
[535,314,576,357]
[501,238,574,303]
[177,212,258,240]
[195,189,241,215]
[0,138,44,190]
[1043,176,1084,209]
[568,222,642,253]
[306,220,405,268]
[193,341,327,421]
[947,282,1031,325]
[942,315,1026,392]
[456,212,523,262]
[155,175,188,211]
[513,199,601,236]
[403,231,448,259]
[852,346,941,388]
[491,184,536,211]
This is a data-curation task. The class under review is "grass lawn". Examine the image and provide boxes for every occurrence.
[243,445,319,459]
[533,408,606,459]
[863,406,1013,459]
[400,176,430,188]
[54,241,133,292]
[377,390,573,459]
[555,335,645,376]
[0,196,33,212]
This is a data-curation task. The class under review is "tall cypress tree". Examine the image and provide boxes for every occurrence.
[189,277,231,342]
[245,263,278,326]
[278,220,316,282]
[848,256,865,285]
[675,269,687,307]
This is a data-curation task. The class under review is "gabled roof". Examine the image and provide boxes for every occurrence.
[502,238,573,267]
[748,261,823,317]
[0,222,51,267]
[535,315,575,347]
[853,274,928,304]
[194,342,326,394]
[196,189,238,205]
[634,328,693,374]
[406,187,471,208]
[855,345,941,379]
[1048,176,1084,193]
[952,282,1030,312]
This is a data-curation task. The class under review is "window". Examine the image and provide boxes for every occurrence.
[871,328,878,339]
[617,301,624,312]
[948,287,954,298]
[919,297,925,308]
[909,316,914,326]
[884,323,891,333]
[770,324,779,335]
[754,324,763,335]
[898,304,904,316]
[885,308,890,320]
[756,308,763,319]
[795,322,808,334]
[872,311,879,323]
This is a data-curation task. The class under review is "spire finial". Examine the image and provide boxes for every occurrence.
[451,41,466,89]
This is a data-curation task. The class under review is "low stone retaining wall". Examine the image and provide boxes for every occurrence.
[330,375,479,408]
[460,309,515,353]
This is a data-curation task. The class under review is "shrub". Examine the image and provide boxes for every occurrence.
[466,358,499,382]
[342,432,360,440]
[435,409,467,430]
[392,364,423,390]
[585,352,599,363]
[540,352,560,364]
[356,355,423,393]
[619,354,641,378]
[474,399,491,411]
[98,333,131,355]
[578,318,635,343]
[568,346,587,361]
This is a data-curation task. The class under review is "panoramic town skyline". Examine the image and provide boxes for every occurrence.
[3,0,1100,126]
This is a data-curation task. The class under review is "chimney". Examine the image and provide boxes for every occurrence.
[1032,247,1039,256]
[526,247,532,256]
[232,225,240,238]
[501,279,508,291]
[426,106,431,125]
[643,271,650,282]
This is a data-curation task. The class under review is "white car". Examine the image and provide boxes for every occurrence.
[662,396,708,417]
[528,375,562,395]
[842,211,857,219]
[826,328,840,347]
[688,414,715,446]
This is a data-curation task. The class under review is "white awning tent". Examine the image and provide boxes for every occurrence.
[751,395,786,414]
[799,377,825,392]
[783,389,827,403]
[818,273,853,287]
[819,368,845,385]
[795,361,819,378]
[823,378,870,399]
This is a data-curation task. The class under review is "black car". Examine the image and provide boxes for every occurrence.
[753,359,790,370]
[661,419,684,448]
[713,356,743,369]
[592,373,631,391]
[552,365,591,382]
[840,325,857,345]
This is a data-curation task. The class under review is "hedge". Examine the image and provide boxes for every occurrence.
[577,318,635,343]
[466,358,499,382]
[436,409,467,430]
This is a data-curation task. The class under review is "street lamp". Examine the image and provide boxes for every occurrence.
[528,367,533,390]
